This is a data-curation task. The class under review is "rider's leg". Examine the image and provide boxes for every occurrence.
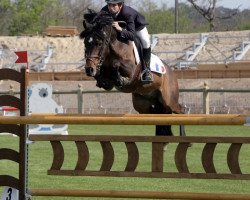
[142,47,152,81]
[135,27,153,83]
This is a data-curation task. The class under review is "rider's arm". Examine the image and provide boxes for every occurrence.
[119,15,135,41]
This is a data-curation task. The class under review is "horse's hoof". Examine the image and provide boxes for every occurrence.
[114,79,123,87]
[122,77,129,85]
[103,82,114,91]
[114,77,129,87]
[96,83,102,88]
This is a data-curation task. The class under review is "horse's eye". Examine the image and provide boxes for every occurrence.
[96,42,102,47]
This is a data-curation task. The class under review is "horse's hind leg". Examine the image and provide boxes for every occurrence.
[179,110,192,146]
[177,105,188,138]
[180,125,186,136]
[156,125,173,136]
[151,102,174,137]
[133,94,174,150]
[162,97,187,137]
[155,124,173,151]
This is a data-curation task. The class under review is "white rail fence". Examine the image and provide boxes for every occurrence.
[1,86,250,115]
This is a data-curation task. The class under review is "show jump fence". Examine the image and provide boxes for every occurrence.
[1,68,250,200]
[0,68,28,200]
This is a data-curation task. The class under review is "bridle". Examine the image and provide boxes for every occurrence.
[85,25,113,73]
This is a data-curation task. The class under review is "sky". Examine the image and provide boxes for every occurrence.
[164,0,250,10]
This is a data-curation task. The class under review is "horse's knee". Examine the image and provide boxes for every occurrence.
[112,60,120,69]
[95,77,114,91]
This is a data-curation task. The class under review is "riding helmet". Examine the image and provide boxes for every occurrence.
[105,0,124,4]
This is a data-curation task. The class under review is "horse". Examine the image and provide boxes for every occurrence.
[80,10,187,144]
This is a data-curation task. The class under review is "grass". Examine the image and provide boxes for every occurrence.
[0,124,250,200]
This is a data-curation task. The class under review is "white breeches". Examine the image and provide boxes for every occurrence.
[135,27,150,49]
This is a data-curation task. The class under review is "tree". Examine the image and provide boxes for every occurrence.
[61,0,97,32]
[0,1,12,35]
[187,0,238,31]
[138,0,195,34]
[2,0,65,35]
[41,0,66,30]
[231,9,250,31]
[177,3,197,33]
[138,0,175,34]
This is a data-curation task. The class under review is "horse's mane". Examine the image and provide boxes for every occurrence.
[80,9,114,39]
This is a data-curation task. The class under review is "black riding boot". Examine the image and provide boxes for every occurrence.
[141,47,153,83]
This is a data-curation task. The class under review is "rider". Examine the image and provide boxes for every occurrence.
[101,0,153,83]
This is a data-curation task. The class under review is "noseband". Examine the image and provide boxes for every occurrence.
[85,25,113,72]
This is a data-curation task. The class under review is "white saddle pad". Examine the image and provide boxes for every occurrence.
[132,42,166,74]
[150,54,166,74]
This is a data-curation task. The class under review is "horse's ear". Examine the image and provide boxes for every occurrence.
[84,9,98,23]
[80,21,94,39]
[83,20,94,30]
[80,30,87,39]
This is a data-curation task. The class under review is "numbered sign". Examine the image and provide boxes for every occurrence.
[1,187,18,200]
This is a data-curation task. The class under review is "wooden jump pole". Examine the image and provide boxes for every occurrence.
[30,113,245,117]
[0,115,249,125]
[28,189,250,200]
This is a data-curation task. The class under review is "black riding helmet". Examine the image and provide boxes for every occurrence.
[105,0,124,4]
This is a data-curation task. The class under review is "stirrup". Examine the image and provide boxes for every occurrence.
[141,70,154,83]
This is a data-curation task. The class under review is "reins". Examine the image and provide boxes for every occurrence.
[85,25,113,73]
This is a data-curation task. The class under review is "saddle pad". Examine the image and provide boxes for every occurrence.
[132,42,166,74]
[132,42,140,64]
[150,54,166,74]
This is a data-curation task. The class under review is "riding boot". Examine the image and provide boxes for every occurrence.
[141,47,153,83]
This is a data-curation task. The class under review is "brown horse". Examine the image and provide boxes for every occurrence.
[80,10,186,139]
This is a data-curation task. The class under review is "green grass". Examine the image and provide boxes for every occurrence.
[1,125,250,200]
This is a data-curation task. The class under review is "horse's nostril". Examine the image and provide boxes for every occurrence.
[86,67,94,76]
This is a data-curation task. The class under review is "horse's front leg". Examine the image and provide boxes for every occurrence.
[112,60,126,87]
[95,74,114,91]
[112,59,133,87]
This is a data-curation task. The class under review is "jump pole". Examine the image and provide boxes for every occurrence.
[0,115,249,125]
[30,113,245,117]
[28,189,250,200]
